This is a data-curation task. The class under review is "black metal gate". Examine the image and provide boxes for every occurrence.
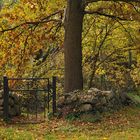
[3,76,56,123]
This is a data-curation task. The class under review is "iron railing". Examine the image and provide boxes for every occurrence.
[3,76,56,123]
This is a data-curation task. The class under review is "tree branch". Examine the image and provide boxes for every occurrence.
[0,10,63,33]
[85,0,140,5]
[97,46,140,68]
[84,10,132,21]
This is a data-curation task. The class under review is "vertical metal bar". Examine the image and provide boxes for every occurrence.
[47,79,50,114]
[35,80,38,120]
[44,79,49,119]
[3,76,9,122]
[27,82,29,119]
[52,76,56,115]
[43,79,45,119]
[128,49,132,69]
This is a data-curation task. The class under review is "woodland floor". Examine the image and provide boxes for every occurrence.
[0,106,140,140]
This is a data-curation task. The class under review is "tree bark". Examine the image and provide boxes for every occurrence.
[64,0,84,92]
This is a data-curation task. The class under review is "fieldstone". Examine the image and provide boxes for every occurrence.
[102,106,108,112]
[58,96,65,107]
[80,104,92,112]
[100,97,107,105]
[0,90,3,98]
[91,97,99,104]
[107,101,115,109]
[0,106,3,110]
[0,90,3,93]
[79,94,95,104]
[90,88,100,93]
[0,100,3,106]
[102,91,114,100]
[9,107,17,117]
[65,94,78,103]
[88,89,93,94]
[95,102,102,107]
[14,105,21,116]
[0,111,3,116]
[0,95,2,98]
[9,93,19,104]
[9,98,15,106]
[64,98,73,104]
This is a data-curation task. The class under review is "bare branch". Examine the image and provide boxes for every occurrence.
[129,2,140,14]
[115,19,136,45]
[85,0,140,5]
[84,10,132,21]
[97,46,140,67]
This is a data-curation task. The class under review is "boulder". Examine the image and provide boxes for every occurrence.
[0,111,3,116]
[0,106,3,111]
[65,94,78,104]
[79,104,92,112]
[102,91,114,100]
[9,98,14,106]
[0,90,3,98]
[88,88,100,93]
[99,97,107,105]
[79,94,96,104]
[9,106,17,117]
[0,90,21,118]
[58,96,65,107]
[0,99,3,106]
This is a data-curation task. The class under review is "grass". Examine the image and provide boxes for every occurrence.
[0,106,140,140]
[127,92,140,105]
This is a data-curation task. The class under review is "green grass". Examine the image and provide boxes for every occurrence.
[0,106,140,140]
[0,127,34,140]
[127,90,140,108]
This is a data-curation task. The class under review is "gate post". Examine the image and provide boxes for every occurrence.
[52,76,56,115]
[3,76,9,122]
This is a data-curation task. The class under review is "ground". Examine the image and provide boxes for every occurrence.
[0,106,140,140]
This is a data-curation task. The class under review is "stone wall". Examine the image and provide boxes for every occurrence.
[0,90,20,118]
[58,88,129,117]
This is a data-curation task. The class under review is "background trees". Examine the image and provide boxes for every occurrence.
[64,0,140,92]
[0,0,140,93]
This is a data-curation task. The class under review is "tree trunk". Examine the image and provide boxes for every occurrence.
[64,0,84,92]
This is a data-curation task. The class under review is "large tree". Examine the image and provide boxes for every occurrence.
[64,0,140,92]
[64,0,84,92]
